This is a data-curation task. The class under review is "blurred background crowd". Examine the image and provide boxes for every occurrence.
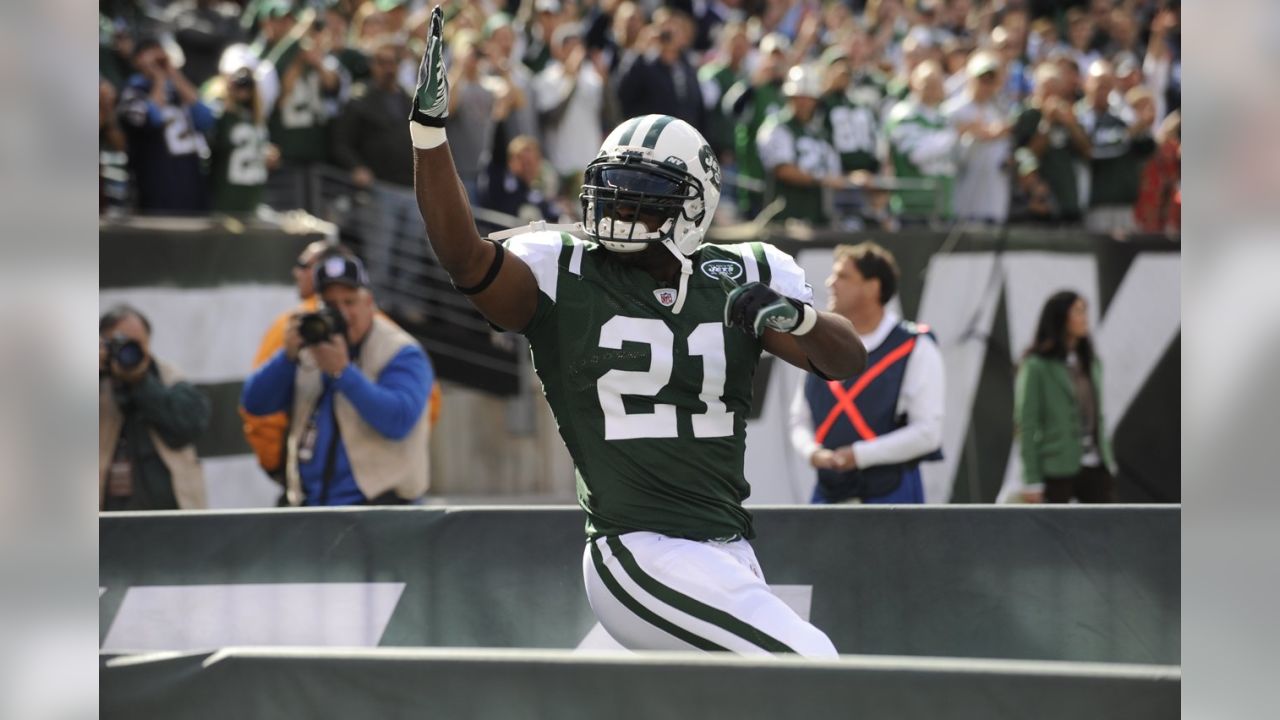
[98,0,1181,236]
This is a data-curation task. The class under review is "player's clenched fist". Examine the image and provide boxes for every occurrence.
[409,6,450,148]
[720,275,818,338]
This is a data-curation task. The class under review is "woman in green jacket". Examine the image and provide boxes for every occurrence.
[1014,290,1116,503]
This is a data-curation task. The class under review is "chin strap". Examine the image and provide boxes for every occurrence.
[663,239,693,315]
[487,220,586,242]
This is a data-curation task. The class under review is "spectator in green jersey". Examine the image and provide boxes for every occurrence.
[720,32,790,219]
[208,66,277,214]
[1012,62,1091,223]
[697,21,751,160]
[1076,59,1155,238]
[263,7,345,208]
[884,60,958,221]
[757,64,842,226]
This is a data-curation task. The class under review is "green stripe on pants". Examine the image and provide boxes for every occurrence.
[605,536,797,654]
[590,540,728,652]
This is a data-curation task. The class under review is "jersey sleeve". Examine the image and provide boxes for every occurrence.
[760,243,815,305]
[502,230,574,336]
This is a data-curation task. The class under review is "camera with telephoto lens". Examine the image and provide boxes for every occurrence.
[298,307,347,346]
[105,333,146,371]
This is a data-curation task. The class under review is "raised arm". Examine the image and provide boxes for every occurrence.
[410,6,540,332]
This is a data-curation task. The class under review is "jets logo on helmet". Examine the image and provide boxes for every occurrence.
[698,144,721,192]
[580,115,722,257]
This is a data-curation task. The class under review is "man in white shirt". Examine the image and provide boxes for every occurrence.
[943,51,1013,224]
[532,22,605,191]
[789,242,945,504]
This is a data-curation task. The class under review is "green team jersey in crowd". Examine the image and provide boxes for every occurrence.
[697,62,742,156]
[722,80,785,213]
[267,42,336,163]
[885,98,957,218]
[1077,105,1155,207]
[1012,105,1084,220]
[849,68,889,108]
[503,231,814,541]
[209,107,269,213]
[757,108,841,225]
[822,89,882,173]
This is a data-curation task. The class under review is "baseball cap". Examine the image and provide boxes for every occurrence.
[314,253,370,291]
[759,33,791,55]
[483,13,513,40]
[782,64,823,98]
[966,51,1000,78]
[552,22,584,48]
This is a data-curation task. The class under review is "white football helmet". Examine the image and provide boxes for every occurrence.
[580,114,722,256]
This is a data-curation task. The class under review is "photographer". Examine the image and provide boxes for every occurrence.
[240,239,332,485]
[99,305,210,511]
[240,254,435,506]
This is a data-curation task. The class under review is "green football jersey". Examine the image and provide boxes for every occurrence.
[822,90,881,173]
[697,62,742,154]
[267,43,335,163]
[504,232,814,541]
[885,99,957,218]
[209,108,269,213]
[723,80,785,212]
[757,109,841,225]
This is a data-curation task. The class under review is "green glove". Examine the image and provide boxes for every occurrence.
[721,275,812,338]
[410,6,449,130]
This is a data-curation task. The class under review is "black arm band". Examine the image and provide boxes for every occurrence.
[410,108,448,128]
[807,359,835,381]
[454,239,505,295]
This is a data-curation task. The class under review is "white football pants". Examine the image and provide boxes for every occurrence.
[583,531,838,658]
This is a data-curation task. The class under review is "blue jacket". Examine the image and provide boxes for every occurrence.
[241,344,434,505]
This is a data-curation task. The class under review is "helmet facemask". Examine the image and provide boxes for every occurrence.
[580,155,705,254]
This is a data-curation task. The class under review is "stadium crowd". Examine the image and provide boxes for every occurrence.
[99,0,1181,236]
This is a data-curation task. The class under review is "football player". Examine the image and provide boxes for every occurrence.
[410,7,865,658]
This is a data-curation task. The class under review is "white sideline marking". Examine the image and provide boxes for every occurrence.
[101,582,405,651]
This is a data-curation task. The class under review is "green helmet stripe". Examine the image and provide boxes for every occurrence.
[617,117,645,146]
[641,115,675,149]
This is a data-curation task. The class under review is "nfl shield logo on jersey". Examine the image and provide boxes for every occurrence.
[653,288,677,307]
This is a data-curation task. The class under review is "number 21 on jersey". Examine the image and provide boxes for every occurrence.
[597,316,734,441]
